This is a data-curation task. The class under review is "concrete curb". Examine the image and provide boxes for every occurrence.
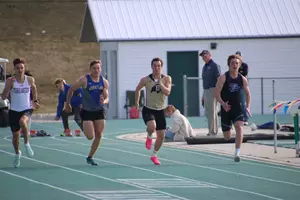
[116,129,300,168]
[31,113,56,121]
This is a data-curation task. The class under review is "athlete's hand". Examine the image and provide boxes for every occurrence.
[246,107,252,117]
[54,116,60,121]
[65,103,72,113]
[33,102,40,110]
[157,76,164,86]
[100,95,105,104]
[222,101,231,112]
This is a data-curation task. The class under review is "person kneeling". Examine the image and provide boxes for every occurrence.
[164,105,196,142]
[54,78,83,136]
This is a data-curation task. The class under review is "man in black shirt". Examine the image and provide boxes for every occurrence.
[214,54,251,162]
[236,51,249,125]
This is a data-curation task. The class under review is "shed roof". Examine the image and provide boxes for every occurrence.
[80,0,300,42]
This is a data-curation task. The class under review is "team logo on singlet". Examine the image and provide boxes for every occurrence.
[151,84,161,93]
[88,85,103,91]
[228,83,240,93]
[12,87,30,94]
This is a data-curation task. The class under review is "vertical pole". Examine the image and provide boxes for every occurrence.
[272,80,277,153]
[4,63,6,83]
[261,77,264,114]
[183,75,188,116]
[294,113,300,157]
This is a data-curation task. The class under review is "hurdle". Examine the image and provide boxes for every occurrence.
[270,97,300,157]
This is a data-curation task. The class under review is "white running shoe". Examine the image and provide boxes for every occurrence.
[25,143,34,157]
[14,151,21,168]
[234,155,241,162]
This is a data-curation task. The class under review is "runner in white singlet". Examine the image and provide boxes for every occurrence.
[1,58,40,168]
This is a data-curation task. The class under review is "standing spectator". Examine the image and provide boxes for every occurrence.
[236,51,249,125]
[200,50,221,136]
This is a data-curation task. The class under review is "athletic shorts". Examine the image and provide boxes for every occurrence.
[80,109,106,121]
[9,109,33,132]
[220,106,244,132]
[142,106,166,130]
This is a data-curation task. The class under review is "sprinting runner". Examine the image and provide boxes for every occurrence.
[65,60,108,166]
[1,58,40,168]
[135,57,172,165]
[214,54,251,162]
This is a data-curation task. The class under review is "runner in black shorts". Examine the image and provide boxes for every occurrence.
[135,57,172,165]
[65,60,109,166]
[215,54,251,162]
[142,106,166,131]
[1,58,40,168]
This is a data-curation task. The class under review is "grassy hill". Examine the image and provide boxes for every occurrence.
[0,0,99,113]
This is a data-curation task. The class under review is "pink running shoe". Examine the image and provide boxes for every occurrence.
[151,156,161,165]
[145,137,152,150]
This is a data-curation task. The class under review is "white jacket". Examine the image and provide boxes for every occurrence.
[169,109,196,141]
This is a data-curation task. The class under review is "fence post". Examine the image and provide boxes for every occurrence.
[260,77,264,114]
[293,113,300,157]
[272,80,277,153]
[183,75,188,116]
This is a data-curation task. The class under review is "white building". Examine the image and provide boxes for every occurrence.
[80,0,300,119]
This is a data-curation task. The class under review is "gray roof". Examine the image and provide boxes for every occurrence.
[80,0,300,42]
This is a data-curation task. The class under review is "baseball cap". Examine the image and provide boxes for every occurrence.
[235,51,242,56]
[199,50,210,56]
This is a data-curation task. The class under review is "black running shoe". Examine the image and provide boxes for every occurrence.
[86,157,98,166]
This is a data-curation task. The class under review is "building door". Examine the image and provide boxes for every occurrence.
[167,51,199,116]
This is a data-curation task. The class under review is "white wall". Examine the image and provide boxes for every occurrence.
[117,38,300,118]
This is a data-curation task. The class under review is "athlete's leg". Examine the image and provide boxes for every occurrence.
[73,106,83,131]
[87,119,105,164]
[83,109,105,166]
[233,114,244,162]
[19,111,34,157]
[150,110,167,165]
[20,115,30,144]
[142,107,156,150]
[61,110,72,130]
[154,129,164,153]
[146,120,156,137]
[9,110,22,167]
[153,116,166,154]
[221,108,232,141]
[82,120,97,166]
[83,121,95,140]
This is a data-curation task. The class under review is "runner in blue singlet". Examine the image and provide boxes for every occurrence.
[65,60,109,166]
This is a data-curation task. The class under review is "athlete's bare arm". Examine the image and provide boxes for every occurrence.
[66,76,86,105]
[101,78,109,104]
[28,76,38,102]
[1,77,13,100]
[214,74,226,106]
[135,76,148,106]
[28,76,40,109]
[242,76,251,108]
[159,75,172,96]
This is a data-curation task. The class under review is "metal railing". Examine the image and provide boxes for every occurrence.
[183,75,300,117]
